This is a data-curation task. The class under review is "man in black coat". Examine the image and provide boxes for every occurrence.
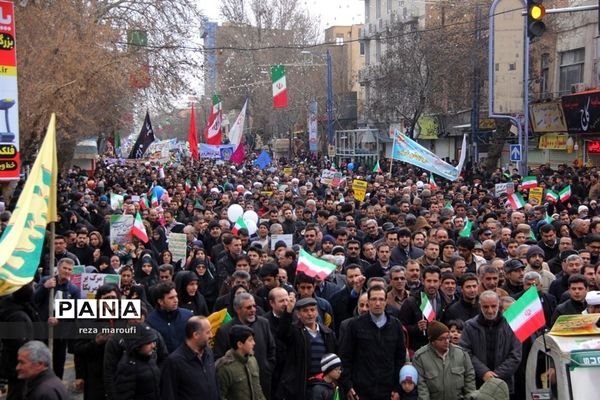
[330,264,366,335]
[551,274,588,326]
[160,316,219,400]
[16,341,69,400]
[276,297,337,400]
[339,285,406,400]
[214,292,276,399]
[443,273,480,324]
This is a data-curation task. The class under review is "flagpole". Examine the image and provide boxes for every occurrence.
[48,222,55,361]
[389,130,397,179]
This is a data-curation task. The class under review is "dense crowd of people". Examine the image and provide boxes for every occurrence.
[1,154,600,400]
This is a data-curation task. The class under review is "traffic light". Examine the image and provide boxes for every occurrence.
[527,0,546,39]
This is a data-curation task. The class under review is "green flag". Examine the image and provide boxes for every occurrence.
[459,219,473,237]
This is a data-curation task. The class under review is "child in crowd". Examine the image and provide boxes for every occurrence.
[399,364,418,400]
[308,353,342,400]
[447,319,465,346]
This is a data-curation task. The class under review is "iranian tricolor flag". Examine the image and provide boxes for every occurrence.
[522,176,538,190]
[131,212,149,243]
[204,95,222,145]
[150,192,159,208]
[373,161,382,173]
[429,174,438,190]
[545,190,559,203]
[508,192,526,210]
[185,178,192,193]
[232,216,247,235]
[139,195,150,210]
[272,64,288,108]
[420,292,436,321]
[297,249,336,280]
[503,286,545,343]
[559,185,571,202]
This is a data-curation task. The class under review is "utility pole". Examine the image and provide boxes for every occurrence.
[471,2,482,172]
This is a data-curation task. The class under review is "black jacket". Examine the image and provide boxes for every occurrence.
[24,369,69,400]
[114,347,161,400]
[339,313,406,399]
[399,291,449,352]
[276,310,337,400]
[159,343,219,400]
[330,286,359,335]
[551,298,587,326]
[443,296,480,324]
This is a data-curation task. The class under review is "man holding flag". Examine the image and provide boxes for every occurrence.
[399,266,449,353]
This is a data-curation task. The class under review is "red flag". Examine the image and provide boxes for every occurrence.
[230,143,245,166]
[188,103,199,160]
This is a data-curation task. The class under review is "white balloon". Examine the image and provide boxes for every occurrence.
[243,210,259,224]
[245,219,258,235]
[227,204,244,222]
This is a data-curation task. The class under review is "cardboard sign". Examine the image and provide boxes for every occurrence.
[81,273,121,299]
[352,179,368,202]
[109,214,134,247]
[494,182,514,197]
[270,234,294,250]
[283,167,293,176]
[528,187,544,205]
[321,169,336,185]
[168,232,187,262]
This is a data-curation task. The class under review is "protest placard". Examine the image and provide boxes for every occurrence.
[168,232,187,262]
[270,234,294,250]
[110,214,133,247]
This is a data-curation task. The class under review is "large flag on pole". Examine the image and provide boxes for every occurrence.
[0,114,58,296]
[272,64,288,108]
[391,130,467,181]
[204,95,222,145]
[229,100,248,165]
[128,111,155,159]
[188,103,199,160]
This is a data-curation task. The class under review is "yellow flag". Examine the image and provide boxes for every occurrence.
[0,114,58,296]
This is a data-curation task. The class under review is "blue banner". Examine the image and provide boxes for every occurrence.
[254,150,272,170]
[200,143,236,160]
[391,131,466,181]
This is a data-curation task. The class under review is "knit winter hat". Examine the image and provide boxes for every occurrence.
[427,320,450,342]
[399,364,418,385]
[321,353,342,374]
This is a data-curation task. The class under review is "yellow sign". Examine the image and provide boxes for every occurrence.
[550,314,600,336]
[328,144,336,157]
[352,179,368,202]
[538,133,568,150]
[283,167,293,176]
[528,187,544,205]
[529,102,567,133]
[417,116,438,140]
[479,119,496,130]
[260,191,273,197]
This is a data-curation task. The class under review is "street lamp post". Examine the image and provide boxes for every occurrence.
[326,49,334,145]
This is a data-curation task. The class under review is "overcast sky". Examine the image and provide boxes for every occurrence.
[199,0,365,29]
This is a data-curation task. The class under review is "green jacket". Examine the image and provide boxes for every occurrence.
[216,349,266,400]
[413,343,476,400]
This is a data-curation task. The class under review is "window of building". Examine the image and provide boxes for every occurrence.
[360,42,365,55]
[540,52,550,98]
[559,48,585,93]
[336,34,344,45]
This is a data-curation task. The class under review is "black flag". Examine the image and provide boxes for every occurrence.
[128,112,155,159]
